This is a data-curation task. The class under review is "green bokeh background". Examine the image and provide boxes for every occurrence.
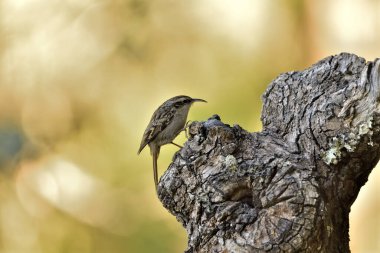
[1,0,380,252]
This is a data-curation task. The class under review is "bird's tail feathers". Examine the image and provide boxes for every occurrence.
[152,147,160,192]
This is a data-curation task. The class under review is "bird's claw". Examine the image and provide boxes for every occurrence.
[171,142,183,149]
[183,120,192,139]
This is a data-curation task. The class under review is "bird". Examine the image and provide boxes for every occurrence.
[138,95,207,191]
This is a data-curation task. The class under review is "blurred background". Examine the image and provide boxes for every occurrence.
[0,0,380,252]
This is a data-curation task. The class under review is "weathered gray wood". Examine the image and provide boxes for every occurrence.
[157,53,380,253]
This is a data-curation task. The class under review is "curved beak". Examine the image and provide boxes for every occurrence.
[191,98,207,103]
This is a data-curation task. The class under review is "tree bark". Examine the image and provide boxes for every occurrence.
[157,53,380,253]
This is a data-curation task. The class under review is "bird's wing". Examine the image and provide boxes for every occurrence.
[137,105,175,154]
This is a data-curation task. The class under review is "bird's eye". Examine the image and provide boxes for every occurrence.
[174,98,191,108]
[174,102,183,108]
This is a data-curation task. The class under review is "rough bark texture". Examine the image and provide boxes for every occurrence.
[157,53,380,253]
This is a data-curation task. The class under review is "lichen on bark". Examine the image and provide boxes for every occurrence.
[158,53,380,253]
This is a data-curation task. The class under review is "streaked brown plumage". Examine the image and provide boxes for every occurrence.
[138,95,206,190]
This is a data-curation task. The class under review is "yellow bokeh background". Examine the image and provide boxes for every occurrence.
[0,0,380,252]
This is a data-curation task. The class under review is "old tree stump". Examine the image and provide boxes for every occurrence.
[158,53,380,253]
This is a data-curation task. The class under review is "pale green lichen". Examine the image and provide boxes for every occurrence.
[322,116,373,165]
[358,116,373,135]
[358,116,373,146]
[322,137,343,165]
[225,155,238,171]
[343,132,358,152]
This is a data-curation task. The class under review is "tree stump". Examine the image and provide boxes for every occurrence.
[157,53,380,253]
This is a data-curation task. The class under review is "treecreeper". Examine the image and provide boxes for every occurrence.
[156,53,380,252]
[138,95,206,191]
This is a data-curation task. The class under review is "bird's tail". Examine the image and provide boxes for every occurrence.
[152,148,160,191]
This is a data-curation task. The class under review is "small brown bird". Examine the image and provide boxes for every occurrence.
[138,95,206,190]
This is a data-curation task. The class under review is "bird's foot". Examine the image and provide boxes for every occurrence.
[171,142,183,149]
[183,120,192,139]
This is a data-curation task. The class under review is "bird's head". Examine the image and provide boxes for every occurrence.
[168,95,207,109]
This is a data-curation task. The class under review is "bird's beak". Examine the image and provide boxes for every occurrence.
[191,98,207,103]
